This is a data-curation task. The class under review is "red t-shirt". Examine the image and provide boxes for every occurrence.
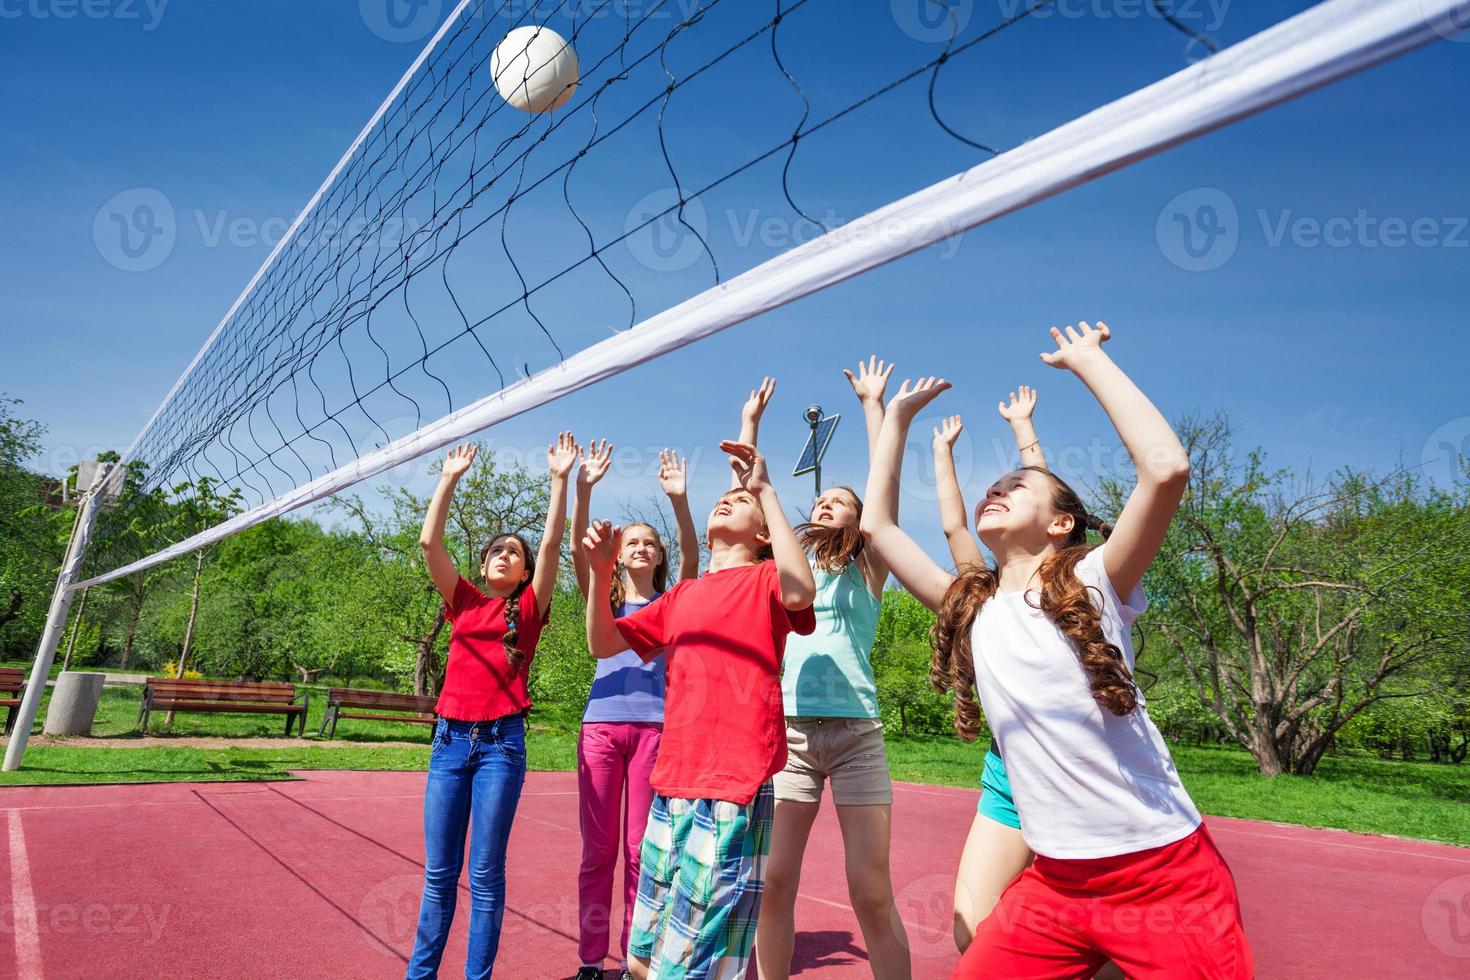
[615,561,816,804]
[435,577,547,721]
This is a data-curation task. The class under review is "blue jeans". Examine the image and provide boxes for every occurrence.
[406,714,528,980]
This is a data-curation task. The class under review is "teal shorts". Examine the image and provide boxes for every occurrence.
[977,743,1021,830]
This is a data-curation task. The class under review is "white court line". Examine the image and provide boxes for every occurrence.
[1208,821,1470,865]
[7,809,43,980]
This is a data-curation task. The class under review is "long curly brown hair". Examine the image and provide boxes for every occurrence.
[481,533,535,671]
[608,522,670,612]
[929,467,1135,740]
[795,486,865,572]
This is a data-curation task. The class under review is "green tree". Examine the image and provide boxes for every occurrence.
[0,396,68,655]
[1105,416,1470,776]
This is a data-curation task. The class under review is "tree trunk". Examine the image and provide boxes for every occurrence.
[61,586,90,672]
[120,598,142,670]
[411,618,448,697]
[165,553,204,727]
[1249,719,1287,777]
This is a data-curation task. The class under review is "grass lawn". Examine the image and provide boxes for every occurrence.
[4,685,1467,846]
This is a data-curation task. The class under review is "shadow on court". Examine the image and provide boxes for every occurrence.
[2,770,1467,978]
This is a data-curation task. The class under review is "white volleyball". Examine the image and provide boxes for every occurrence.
[491,26,579,114]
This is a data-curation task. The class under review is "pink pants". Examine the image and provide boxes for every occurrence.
[577,721,662,966]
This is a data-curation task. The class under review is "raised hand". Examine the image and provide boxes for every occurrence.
[1040,321,1111,371]
[578,438,614,488]
[581,519,621,574]
[886,376,952,422]
[741,377,777,426]
[441,443,477,479]
[547,431,580,480]
[658,448,688,498]
[932,415,964,453]
[997,386,1038,422]
[843,355,894,406]
[720,440,771,496]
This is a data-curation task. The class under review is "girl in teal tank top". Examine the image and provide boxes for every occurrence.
[740,361,914,980]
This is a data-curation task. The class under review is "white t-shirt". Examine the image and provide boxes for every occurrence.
[971,545,1200,859]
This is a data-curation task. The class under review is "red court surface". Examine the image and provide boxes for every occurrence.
[4,770,1469,978]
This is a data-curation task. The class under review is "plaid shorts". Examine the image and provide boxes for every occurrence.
[627,782,775,979]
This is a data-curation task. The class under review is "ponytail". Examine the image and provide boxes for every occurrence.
[927,469,1137,736]
[929,564,997,740]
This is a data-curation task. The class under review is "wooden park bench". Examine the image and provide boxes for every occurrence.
[1,667,26,735]
[319,688,437,738]
[137,677,310,735]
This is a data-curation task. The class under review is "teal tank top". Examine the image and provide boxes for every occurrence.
[781,561,881,718]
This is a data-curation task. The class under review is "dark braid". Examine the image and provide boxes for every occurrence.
[482,532,535,672]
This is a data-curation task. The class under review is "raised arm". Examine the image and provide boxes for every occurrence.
[419,444,476,604]
[932,415,984,570]
[659,449,701,582]
[859,379,956,612]
[570,439,614,598]
[723,440,816,611]
[843,355,893,463]
[1041,322,1189,598]
[583,520,629,659]
[731,377,775,490]
[532,431,579,618]
[998,385,1048,471]
[843,356,896,596]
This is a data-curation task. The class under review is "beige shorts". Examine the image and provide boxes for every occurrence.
[772,717,893,806]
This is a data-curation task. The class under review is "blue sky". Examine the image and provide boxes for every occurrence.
[2,0,1467,566]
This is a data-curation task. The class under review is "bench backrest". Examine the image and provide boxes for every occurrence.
[146,678,298,705]
[328,688,437,713]
[0,667,25,693]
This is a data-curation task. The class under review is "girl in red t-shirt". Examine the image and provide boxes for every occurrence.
[405,434,578,980]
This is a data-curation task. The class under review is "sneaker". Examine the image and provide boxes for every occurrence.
[574,968,603,980]
[620,972,633,980]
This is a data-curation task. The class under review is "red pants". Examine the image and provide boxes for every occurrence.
[954,825,1253,979]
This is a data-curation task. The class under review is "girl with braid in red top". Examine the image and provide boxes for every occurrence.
[406,434,578,980]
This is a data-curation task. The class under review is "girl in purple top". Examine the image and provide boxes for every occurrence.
[569,441,699,980]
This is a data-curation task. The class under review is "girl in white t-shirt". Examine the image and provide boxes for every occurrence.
[861,323,1252,979]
